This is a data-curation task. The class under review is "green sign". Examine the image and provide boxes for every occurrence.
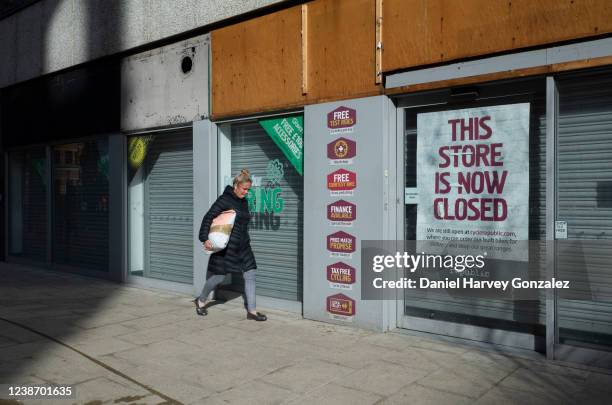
[246,160,286,214]
[247,187,284,214]
[259,115,304,175]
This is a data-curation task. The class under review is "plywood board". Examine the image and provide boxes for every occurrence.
[211,6,304,118]
[304,0,380,102]
[383,0,612,72]
[211,0,381,119]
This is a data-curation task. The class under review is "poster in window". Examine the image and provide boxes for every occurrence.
[416,103,529,260]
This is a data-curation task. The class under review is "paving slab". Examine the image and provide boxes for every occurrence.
[336,360,430,396]
[205,380,298,405]
[2,263,612,405]
[112,365,214,404]
[416,360,514,399]
[381,383,474,405]
[288,383,382,405]
[259,359,355,394]
[474,386,569,405]
[498,367,586,402]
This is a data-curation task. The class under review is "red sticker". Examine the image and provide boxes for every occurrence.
[327,169,357,191]
[327,293,356,317]
[327,262,356,285]
[327,137,357,160]
[327,200,357,222]
[327,231,356,253]
[327,106,356,129]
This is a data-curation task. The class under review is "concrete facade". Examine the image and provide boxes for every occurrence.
[0,0,284,88]
[121,33,210,130]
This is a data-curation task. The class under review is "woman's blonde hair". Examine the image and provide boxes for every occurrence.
[232,169,252,186]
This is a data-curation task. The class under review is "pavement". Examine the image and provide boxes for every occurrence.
[1,263,611,405]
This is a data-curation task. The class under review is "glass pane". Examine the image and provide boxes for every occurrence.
[128,131,193,284]
[8,148,47,261]
[403,81,546,338]
[557,71,612,350]
[52,140,109,271]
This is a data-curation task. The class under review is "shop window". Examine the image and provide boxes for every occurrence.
[8,147,47,262]
[52,140,109,271]
[402,78,547,339]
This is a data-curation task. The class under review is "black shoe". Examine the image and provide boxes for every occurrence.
[247,311,267,321]
[193,299,208,316]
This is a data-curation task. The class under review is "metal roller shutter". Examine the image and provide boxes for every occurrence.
[231,122,303,301]
[145,131,194,284]
[557,71,612,340]
[52,141,109,272]
[404,83,547,330]
[8,148,47,261]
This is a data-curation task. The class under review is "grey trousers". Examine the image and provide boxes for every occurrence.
[198,269,256,311]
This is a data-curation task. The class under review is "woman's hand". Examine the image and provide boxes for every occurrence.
[203,240,213,251]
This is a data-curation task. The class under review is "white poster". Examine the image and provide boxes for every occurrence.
[416,104,529,259]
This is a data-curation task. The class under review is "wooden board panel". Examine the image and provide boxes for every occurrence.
[211,6,304,118]
[211,0,381,119]
[383,0,612,72]
[304,0,380,102]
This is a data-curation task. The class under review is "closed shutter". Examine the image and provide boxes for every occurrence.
[404,83,547,331]
[231,122,303,301]
[52,141,109,272]
[557,71,612,340]
[145,131,193,284]
[8,148,47,261]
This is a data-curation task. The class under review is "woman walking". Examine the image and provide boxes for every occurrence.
[194,169,267,321]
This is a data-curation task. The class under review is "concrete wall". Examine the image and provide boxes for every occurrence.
[121,34,210,131]
[0,0,284,89]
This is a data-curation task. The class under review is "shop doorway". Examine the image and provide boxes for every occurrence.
[216,117,304,305]
[553,70,612,365]
[396,78,547,350]
[127,129,194,286]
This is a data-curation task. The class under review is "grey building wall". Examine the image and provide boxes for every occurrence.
[121,34,210,131]
[193,118,217,298]
[303,96,398,331]
[0,0,284,89]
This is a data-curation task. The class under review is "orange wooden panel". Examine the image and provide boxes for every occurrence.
[383,0,612,72]
[211,6,304,118]
[212,0,381,119]
[511,0,612,48]
[305,0,380,102]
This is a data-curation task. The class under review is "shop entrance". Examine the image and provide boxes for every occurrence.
[396,78,547,350]
[553,70,612,363]
[216,117,304,305]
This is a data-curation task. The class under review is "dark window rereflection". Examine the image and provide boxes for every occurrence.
[52,140,109,272]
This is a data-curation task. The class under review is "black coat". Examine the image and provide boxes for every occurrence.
[199,185,257,275]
